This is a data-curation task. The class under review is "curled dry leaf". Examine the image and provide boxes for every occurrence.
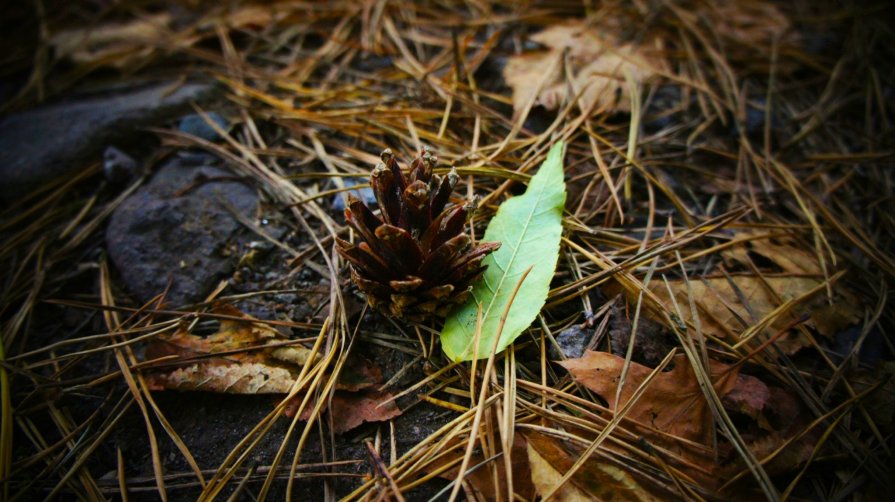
[145,304,316,394]
[284,352,402,433]
[503,20,667,116]
[50,13,174,68]
[323,390,402,434]
[525,431,662,501]
[560,351,740,447]
[561,351,817,485]
[647,275,860,354]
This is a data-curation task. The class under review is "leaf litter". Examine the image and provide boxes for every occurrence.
[503,19,668,115]
[2,0,894,500]
[145,304,316,393]
[145,303,401,432]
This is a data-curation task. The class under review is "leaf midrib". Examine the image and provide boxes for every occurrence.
[477,173,552,334]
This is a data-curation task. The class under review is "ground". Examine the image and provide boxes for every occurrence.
[1,1,894,501]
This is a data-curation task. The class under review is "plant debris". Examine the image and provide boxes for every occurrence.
[2,0,893,500]
[504,19,667,115]
[145,304,316,393]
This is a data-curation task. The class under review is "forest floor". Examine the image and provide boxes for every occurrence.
[1,1,894,501]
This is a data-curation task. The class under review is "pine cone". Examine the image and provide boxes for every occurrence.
[336,148,499,322]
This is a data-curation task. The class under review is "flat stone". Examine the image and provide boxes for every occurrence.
[178,111,229,142]
[0,81,216,202]
[549,324,591,360]
[106,156,257,307]
[331,177,376,212]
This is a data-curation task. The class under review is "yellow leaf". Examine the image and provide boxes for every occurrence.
[145,304,316,393]
[525,431,660,501]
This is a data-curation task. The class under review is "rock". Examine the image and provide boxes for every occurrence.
[175,150,219,167]
[834,325,884,366]
[0,80,216,203]
[177,112,229,142]
[549,324,592,360]
[103,146,139,185]
[331,177,377,212]
[106,156,258,307]
[609,304,674,367]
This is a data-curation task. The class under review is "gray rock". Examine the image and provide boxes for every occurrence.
[549,324,591,360]
[178,112,229,142]
[609,304,673,367]
[106,156,257,307]
[331,177,376,212]
[0,81,216,202]
[103,146,139,185]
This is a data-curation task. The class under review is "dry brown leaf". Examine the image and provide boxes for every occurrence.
[525,431,661,501]
[560,352,817,484]
[645,276,859,354]
[526,443,590,502]
[429,433,535,501]
[145,304,316,393]
[503,20,667,116]
[335,353,384,392]
[326,389,402,433]
[724,231,824,275]
[560,351,740,446]
[721,383,812,471]
[50,13,173,67]
[722,373,770,421]
[709,1,791,47]
[282,352,401,432]
[287,390,400,431]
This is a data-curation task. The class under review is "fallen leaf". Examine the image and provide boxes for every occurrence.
[723,231,824,275]
[148,361,297,394]
[50,13,174,68]
[527,443,589,502]
[644,276,859,354]
[559,351,739,446]
[525,431,662,501]
[722,373,771,421]
[561,352,817,484]
[145,304,316,393]
[336,353,384,392]
[441,141,566,361]
[430,432,536,501]
[503,20,667,116]
[726,384,810,462]
[739,421,817,478]
[283,353,402,432]
[327,389,402,433]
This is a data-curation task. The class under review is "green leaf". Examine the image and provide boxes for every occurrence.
[441,141,566,361]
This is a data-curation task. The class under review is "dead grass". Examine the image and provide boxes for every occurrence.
[2,0,894,500]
